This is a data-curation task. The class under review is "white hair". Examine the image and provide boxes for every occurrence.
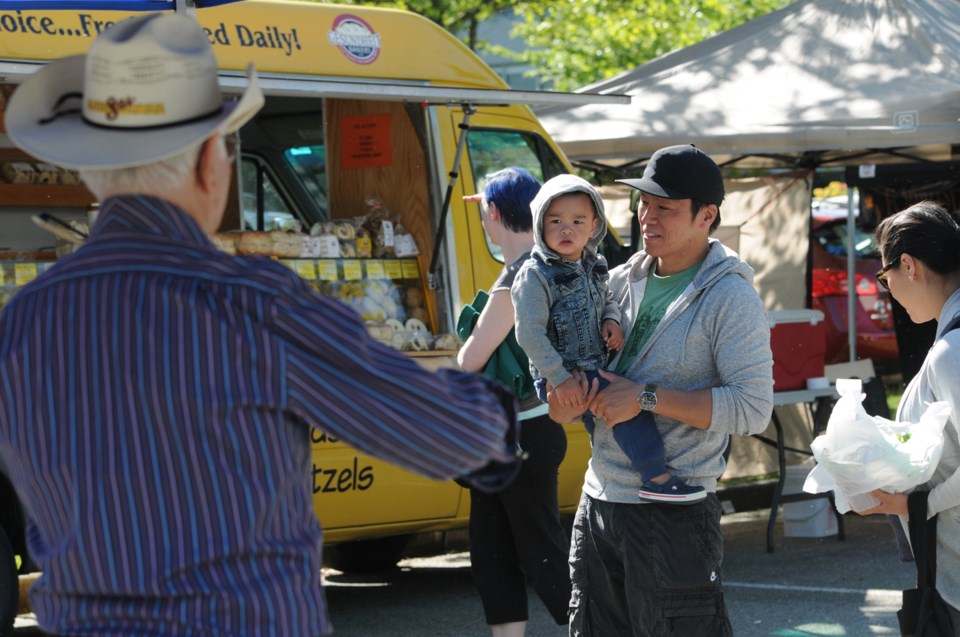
[78,141,204,200]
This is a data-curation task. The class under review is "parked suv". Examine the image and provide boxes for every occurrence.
[810,204,899,373]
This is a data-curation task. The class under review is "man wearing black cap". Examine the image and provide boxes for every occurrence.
[549,145,774,635]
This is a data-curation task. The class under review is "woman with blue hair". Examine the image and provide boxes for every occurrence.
[458,167,571,636]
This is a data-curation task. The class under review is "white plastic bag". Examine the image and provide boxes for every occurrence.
[803,378,951,513]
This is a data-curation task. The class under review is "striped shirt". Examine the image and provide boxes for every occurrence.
[0,195,518,636]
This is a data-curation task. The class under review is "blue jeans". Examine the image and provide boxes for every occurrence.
[535,370,666,483]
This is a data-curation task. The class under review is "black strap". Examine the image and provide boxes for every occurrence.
[906,490,937,591]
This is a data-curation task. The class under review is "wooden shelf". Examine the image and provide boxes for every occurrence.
[0,183,94,208]
[0,145,93,208]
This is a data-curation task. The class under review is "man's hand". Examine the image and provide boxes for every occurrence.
[602,319,624,352]
[856,489,908,517]
[589,369,643,427]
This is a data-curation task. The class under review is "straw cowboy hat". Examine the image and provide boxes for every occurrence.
[5,12,264,170]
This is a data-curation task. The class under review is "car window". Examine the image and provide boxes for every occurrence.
[813,220,879,259]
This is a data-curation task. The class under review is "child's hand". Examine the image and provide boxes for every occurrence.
[602,319,624,351]
[553,376,587,410]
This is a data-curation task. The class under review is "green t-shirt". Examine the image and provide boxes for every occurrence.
[613,261,700,375]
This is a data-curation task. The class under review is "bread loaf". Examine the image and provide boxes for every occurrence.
[236,231,273,256]
[35,163,61,184]
[270,231,302,258]
[212,232,241,255]
[3,162,37,184]
[60,170,82,185]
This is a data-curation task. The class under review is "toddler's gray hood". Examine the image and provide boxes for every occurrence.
[530,174,608,259]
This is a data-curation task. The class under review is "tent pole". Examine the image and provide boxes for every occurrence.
[846,187,857,362]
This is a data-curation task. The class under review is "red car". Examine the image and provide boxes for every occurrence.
[810,208,899,373]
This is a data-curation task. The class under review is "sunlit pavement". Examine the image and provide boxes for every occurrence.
[721,509,911,636]
[317,508,911,636]
[14,508,913,636]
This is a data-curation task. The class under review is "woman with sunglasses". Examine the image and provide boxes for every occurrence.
[859,200,960,627]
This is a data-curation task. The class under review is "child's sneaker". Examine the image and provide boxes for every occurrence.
[638,476,706,505]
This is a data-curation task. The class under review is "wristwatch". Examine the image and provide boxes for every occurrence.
[637,384,658,413]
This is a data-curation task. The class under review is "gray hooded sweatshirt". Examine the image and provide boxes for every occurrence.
[511,174,620,388]
[585,240,774,500]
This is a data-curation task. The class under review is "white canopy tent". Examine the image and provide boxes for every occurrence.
[536,0,960,171]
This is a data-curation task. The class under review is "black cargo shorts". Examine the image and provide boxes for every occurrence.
[569,492,732,636]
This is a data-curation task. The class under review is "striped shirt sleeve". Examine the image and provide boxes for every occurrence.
[270,273,519,480]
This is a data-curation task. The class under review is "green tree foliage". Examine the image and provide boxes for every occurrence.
[326,0,790,91]
[507,0,791,91]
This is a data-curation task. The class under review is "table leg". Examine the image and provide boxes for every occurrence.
[767,410,787,554]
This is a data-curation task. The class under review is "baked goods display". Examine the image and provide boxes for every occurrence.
[315,275,451,352]
[211,214,452,353]
[214,198,421,262]
[307,202,419,261]
[0,251,460,354]
[0,159,81,186]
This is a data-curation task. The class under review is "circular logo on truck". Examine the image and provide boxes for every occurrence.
[329,15,381,65]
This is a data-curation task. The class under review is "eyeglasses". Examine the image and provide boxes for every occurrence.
[222,131,239,163]
[875,256,901,291]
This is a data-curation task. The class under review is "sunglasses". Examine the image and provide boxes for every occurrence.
[875,256,900,291]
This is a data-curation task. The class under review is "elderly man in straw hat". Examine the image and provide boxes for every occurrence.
[0,13,522,636]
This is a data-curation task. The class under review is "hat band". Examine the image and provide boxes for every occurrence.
[37,92,82,125]
[38,91,225,132]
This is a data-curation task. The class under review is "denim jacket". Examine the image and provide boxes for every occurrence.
[512,174,620,387]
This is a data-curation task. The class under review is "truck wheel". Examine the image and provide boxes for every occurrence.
[323,535,412,574]
[0,526,17,637]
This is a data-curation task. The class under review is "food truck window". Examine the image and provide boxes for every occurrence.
[282,145,328,216]
[239,157,298,231]
[466,129,566,262]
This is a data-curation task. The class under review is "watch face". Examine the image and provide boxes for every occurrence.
[639,391,656,411]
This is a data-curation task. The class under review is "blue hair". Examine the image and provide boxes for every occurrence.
[483,167,541,233]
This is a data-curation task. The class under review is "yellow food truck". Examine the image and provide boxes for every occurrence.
[0,0,627,575]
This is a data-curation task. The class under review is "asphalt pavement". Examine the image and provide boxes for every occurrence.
[14,506,915,636]
[320,510,913,636]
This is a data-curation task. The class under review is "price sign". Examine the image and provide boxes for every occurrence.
[295,260,317,280]
[343,259,363,281]
[384,260,403,280]
[401,259,420,280]
[317,260,339,281]
[365,260,386,279]
[14,262,38,286]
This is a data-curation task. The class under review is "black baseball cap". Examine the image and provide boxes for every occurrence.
[617,144,724,206]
